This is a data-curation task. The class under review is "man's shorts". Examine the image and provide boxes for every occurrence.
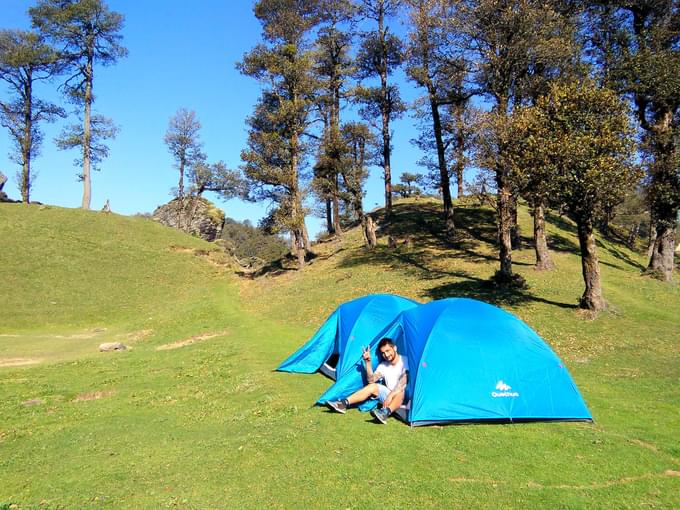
[377,384,390,403]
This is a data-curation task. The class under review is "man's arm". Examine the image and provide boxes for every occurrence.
[366,359,381,383]
[362,346,380,383]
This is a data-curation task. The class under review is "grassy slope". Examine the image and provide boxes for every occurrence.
[0,201,679,509]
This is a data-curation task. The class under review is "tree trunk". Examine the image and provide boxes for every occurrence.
[292,227,306,268]
[81,54,93,210]
[381,95,392,215]
[331,70,342,236]
[647,222,675,282]
[326,197,334,234]
[302,221,311,252]
[647,219,657,260]
[332,173,342,234]
[577,219,606,311]
[378,7,392,216]
[453,104,465,198]
[364,215,377,249]
[626,221,640,249]
[496,170,513,277]
[533,203,554,270]
[21,74,32,203]
[291,130,307,269]
[178,157,185,199]
[429,95,455,238]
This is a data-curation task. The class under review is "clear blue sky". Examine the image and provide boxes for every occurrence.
[1,0,424,238]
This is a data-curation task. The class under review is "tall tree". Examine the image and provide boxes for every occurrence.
[514,81,639,311]
[355,0,405,216]
[239,0,320,268]
[339,122,372,218]
[0,30,63,203]
[164,108,204,199]
[30,0,127,210]
[313,0,355,235]
[405,0,471,237]
[589,1,680,282]
[340,121,376,246]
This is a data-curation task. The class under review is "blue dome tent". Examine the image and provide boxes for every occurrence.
[318,298,592,426]
[277,294,419,380]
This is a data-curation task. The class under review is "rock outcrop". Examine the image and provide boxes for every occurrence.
[152,196,225,242]
[0,171,12,203]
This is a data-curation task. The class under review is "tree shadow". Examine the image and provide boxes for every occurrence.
[546,211,577,235]
[597,240,646,271]
[547,232,580,254]
[425,278,579,310]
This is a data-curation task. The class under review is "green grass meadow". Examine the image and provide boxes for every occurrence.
[1,201,679,509]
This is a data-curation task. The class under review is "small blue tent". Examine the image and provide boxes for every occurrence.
[318,298,592,426]
[277,294,419,380]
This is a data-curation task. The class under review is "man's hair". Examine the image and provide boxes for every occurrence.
[377,338,396,349]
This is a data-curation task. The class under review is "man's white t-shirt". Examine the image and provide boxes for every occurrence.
[374,355,409,391]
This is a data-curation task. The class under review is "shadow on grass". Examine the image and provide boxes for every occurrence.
[425,278,579,309]
[239,252,320,278]
[597,240,646,271]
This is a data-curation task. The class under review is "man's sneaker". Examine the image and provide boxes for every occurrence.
[371,407,390,424]
[327,400,347,414]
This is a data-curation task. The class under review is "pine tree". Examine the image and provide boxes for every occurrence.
[354,0,405,216]
[239,0,320,268]
[30,0,127,210]
[313,0,355,235]
[0,29,63,203]
[405,0,472,237]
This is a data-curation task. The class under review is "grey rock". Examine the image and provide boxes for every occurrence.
[99,342,127,352]
[152,196,225,241]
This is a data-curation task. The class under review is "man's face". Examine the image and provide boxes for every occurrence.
[379,344,397,364]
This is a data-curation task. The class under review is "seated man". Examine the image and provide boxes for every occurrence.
[327,338,408,424]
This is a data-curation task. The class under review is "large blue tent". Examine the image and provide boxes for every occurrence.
[318,298,592,426]
[277,294,419,380]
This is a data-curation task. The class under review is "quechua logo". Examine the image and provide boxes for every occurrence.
[492,380,519,398]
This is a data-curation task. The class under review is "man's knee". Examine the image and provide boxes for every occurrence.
[387,391,405,408]
[365,383,379,396]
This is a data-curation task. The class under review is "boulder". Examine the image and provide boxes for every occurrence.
[152,196,225,242]
[0,171,14,203]
[99,342,127,352]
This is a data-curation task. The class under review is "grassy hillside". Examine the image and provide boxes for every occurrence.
[1,200,679,509]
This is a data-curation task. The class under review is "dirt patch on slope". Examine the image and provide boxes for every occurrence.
[156,331,229,351]
[72,390,116,402]
[0,358,43,368]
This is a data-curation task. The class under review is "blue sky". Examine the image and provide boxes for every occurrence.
[1,1,424,238]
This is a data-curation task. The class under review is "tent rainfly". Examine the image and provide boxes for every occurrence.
[318,298,593,426]
[277,294,419,380]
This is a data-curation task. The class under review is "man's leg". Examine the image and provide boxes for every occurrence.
[327,383,380,414]
[371,386,402,424]
[346,383,380,405]
[383,390,405,413]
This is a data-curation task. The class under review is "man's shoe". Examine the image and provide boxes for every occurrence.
[327,400,347,414]
[371,407,390,424]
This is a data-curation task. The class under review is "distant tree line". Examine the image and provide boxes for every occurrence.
[2,1,677,311]
[238,0,678,311]
[0,0,126,209]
